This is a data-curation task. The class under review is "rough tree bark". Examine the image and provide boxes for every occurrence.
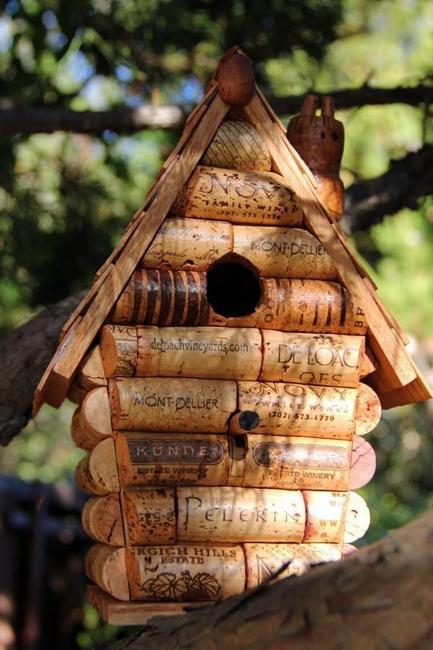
[1,84,432,135]
[0,293,82,445]
[103,510,433,650]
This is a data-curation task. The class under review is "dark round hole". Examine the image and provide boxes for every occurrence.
[238,410,260,431]
[207,260,262,317]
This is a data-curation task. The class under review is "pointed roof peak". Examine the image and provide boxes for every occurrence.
[33,53,432,412]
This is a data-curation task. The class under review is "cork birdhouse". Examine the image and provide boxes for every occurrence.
[34,47,432,625]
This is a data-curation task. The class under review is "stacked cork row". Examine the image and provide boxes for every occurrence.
[70,118,379,606]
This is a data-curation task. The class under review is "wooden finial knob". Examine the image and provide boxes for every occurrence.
[216,48,255,106]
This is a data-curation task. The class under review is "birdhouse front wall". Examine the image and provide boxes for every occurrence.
[70,115,377,608]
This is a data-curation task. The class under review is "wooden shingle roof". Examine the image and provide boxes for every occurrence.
[33,47,432,413]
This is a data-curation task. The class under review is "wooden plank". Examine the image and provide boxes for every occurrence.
[87,586,209,625]
[61,266,112,336]
[243,94,417,392]
[370,373,432,409]
[363,277,408,345]
[33,316,82,412]
[37,94,230,408]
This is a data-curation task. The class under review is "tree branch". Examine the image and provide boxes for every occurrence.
[0,293,83,446]
[1,84,432,135]
[103,510,433,649]
[344,144,433,233]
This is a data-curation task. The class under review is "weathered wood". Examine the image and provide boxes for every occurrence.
[172,166,303,226]
[87,586,208,625]
[111,270,368,336]
[202,120,271,171]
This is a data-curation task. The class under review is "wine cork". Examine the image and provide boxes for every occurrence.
[232,226,337,280]
[85,545,130,601]
[201,120,272,171]
[82,489,176,546]
[176,487,305,543]
[171,166,303,226]
[126,544,245,601]
[260,331,366,387]
[230,382,381,439]
[74,430,372,493]
[68,345,107,404]
[349,437,376,490]
[82,492,126,546]
[101,325,262,380]
[141,218,232,272]
[115,432,230,488]
[100,325,137,378]
[302,490,347,543]
[101,325,369,387]
[75,438,119,495]
[70,407,95,451]
[111,269,209,327]
[355,384,382,435]
[111,270,367,336]
[303,490,369,544]
[109,378,237,434]
[82,487,362,547]
[140,218,336,281]
[230,382,356,439]
[80,387,112,441]
[344,492,370,543]
[244,543,341,587]
[241,435,352,491]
